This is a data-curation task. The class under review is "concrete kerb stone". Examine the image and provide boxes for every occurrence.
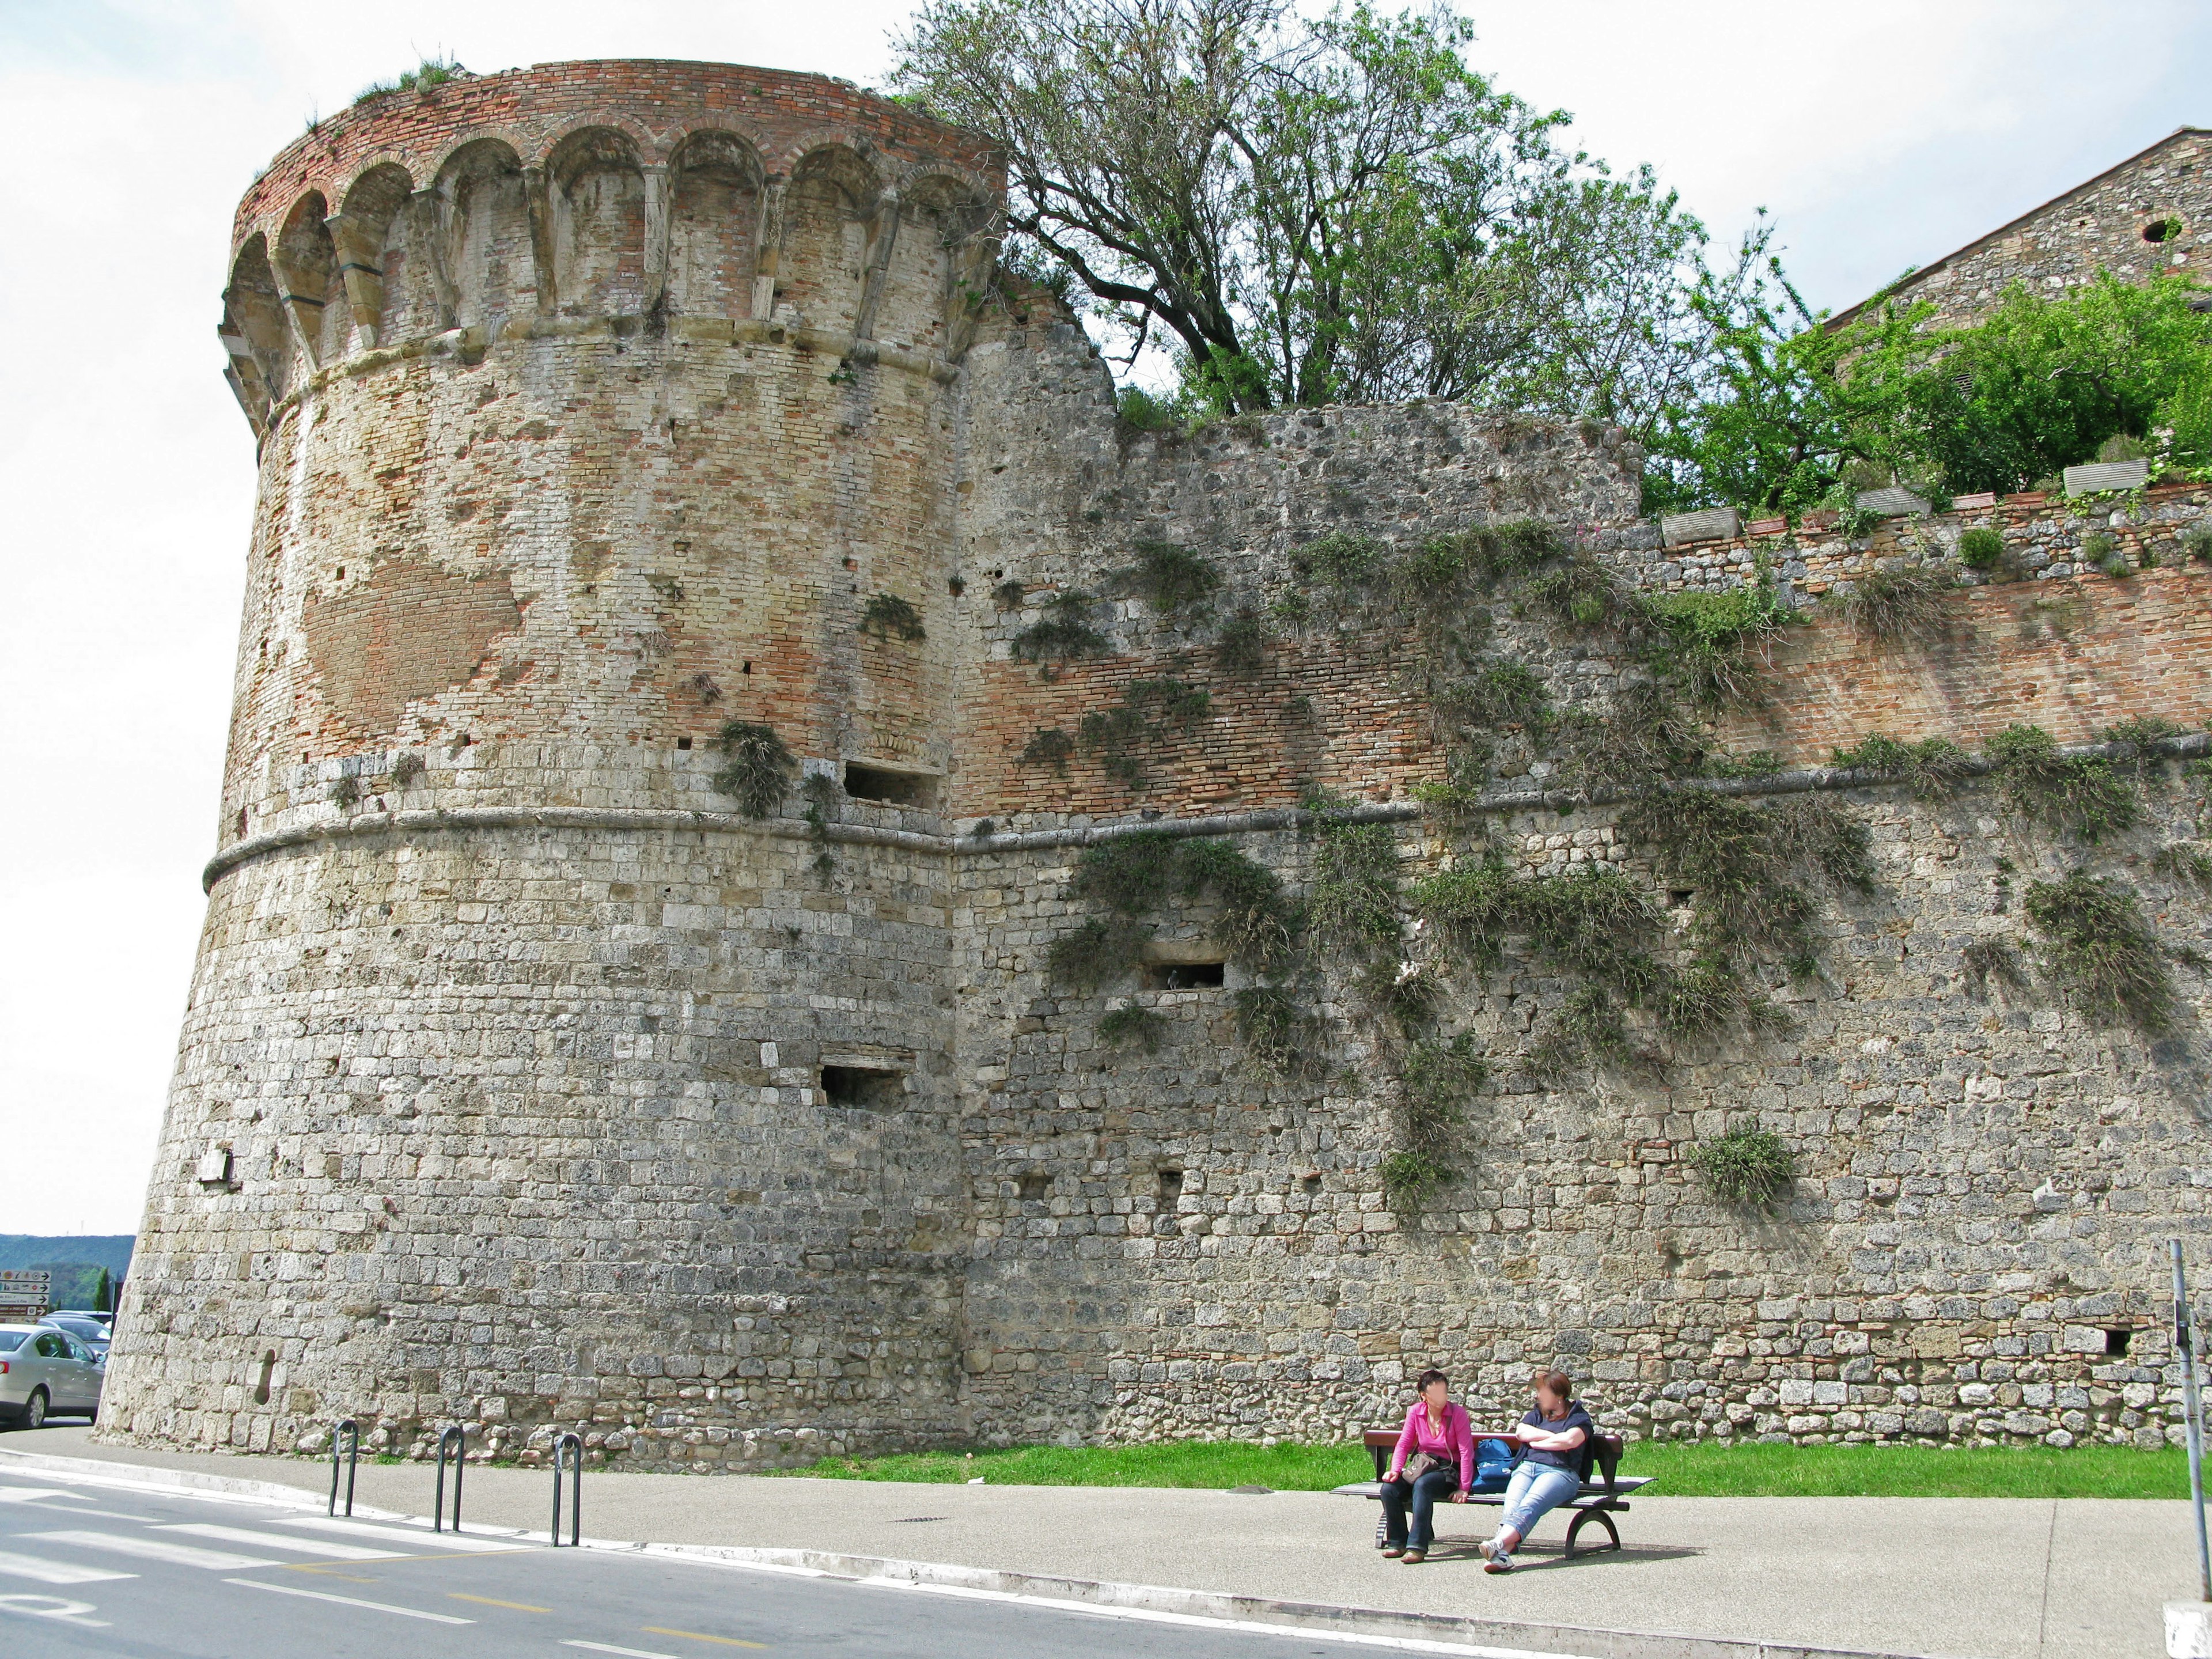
[0,1447,1957,1659]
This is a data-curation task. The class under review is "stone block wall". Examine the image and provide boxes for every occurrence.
[103,60,2211,1471]
[1833,127,2208,327]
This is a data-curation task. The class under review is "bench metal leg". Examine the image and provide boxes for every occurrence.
[1563,1507,1621,1558]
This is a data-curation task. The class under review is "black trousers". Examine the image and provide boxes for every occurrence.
[1379,1467,1460,1550]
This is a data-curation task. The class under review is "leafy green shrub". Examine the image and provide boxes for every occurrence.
[1047,916,1156,990]
[1214,611,1268,676]
[1021,728,1074,770]
[1985,724,2138,843]
[354,55,467,105]
[1064,833,1295,974]
[2022,872,2177,1033]
[1305,817,1402,961]
[2153,841,2212,889]
[861,593,926,641]
[1116,385,1178,430]
[1098,1005,1166,1053]
[1833,564,1954,646]
[2181,524,2212,563]
[1554,683,1709,794]
[1521,553,1630,628]
[1111,542,1221,613]
[2081,531,2131,577]
[1838,504,1884,540]
[1290,530,1387,590]
[1437,660,1550,730]
[1013,592,1111,661]
[713,721,794,817]
[1618,789,1872,967]
[1657,953,1784,1038]
[1637,584,1796,706]
[1380,1149,1452,1205]
[1233,984,1321,1075]
[1688,1127,1796,1205]
[1956,528,2006,569]
[2103,715,2184,752]
[1400,1032,1485,1121]
[1830,733,1973,796]
[1708,751,1783,780]
[1962,937,2030,998]
[1077,678,1213,789]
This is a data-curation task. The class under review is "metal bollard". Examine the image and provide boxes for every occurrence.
[328,1419,359,1517]
[433,1424,466,1533]
[551,1432,583,1547]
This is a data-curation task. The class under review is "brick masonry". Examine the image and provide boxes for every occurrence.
[100,64,2209,1470]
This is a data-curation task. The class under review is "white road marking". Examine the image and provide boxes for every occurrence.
[19,1530,276,1569]
[562,1643,682,1659]
[0,1592,112,1627]
[154,1524,403,1560]
[855,1577,1609,1658]
[277,1516,523,1552]
[225,1578,475,1624]
[0,1548,137,1585]
[0,1489,94,1505]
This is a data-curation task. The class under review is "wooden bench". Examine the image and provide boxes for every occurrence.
[1333,1429,1653,1558]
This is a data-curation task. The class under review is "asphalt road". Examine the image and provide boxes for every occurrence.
[0,1463,1478,1659]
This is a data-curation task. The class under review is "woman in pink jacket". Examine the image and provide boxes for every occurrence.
[1378,1368,1473,1562]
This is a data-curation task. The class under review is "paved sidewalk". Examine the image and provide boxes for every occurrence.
[3,1427,2193,1659]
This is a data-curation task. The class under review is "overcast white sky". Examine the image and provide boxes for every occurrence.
[1,1,2206,1237]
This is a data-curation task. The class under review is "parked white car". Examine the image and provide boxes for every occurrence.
[0,1323,104,1428]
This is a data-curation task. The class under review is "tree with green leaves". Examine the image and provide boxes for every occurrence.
[893,0,1707,422]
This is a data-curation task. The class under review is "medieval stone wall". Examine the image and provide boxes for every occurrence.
[103,62,2209,1471]
[1836,127,2208,328]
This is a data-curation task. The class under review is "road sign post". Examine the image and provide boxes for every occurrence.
[0,1270,50,1319]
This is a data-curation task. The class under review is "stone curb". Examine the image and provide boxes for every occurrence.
[0,1448,1967,1659]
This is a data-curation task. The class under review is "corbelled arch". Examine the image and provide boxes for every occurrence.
[272,192,339,367]
[219,234,289,433]
[668,129,767,319]
[430,137,535,331]
[775,142,883,336]
[330,162,415,350]
[544,124,648,317]
[879,167,1002,357]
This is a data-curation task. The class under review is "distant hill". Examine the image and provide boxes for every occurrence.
[0,1236,134,1310]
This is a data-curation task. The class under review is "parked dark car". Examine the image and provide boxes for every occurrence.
[38,1315,112,1360]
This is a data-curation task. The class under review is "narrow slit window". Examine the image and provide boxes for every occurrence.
[843,764,937,809]
[1143,960,1224,990]
[820,1065,903,1109]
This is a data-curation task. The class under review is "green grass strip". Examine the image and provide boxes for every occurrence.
[776,1438,2188,1500]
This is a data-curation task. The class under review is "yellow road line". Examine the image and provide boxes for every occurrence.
[450,1593,552,1612]
[282,1565,381,1583]
[642,1628,767,1649]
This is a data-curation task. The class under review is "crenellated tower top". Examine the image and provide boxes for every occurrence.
[220,59,1003,435]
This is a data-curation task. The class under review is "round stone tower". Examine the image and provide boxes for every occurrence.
[104,61,1005,1465]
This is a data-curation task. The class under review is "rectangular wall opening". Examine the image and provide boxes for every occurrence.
[1157,1168,1184,1206]
[820,1065,904,1109]
[1018,1173,1050,1203]
[1143,960,1224,990]
[843,764,938,809]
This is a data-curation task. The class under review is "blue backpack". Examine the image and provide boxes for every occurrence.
[1470,1437,1520,1493]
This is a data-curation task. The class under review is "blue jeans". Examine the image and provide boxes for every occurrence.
[1501,1461,1582,1540]
[1380,1467,1459,1550]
